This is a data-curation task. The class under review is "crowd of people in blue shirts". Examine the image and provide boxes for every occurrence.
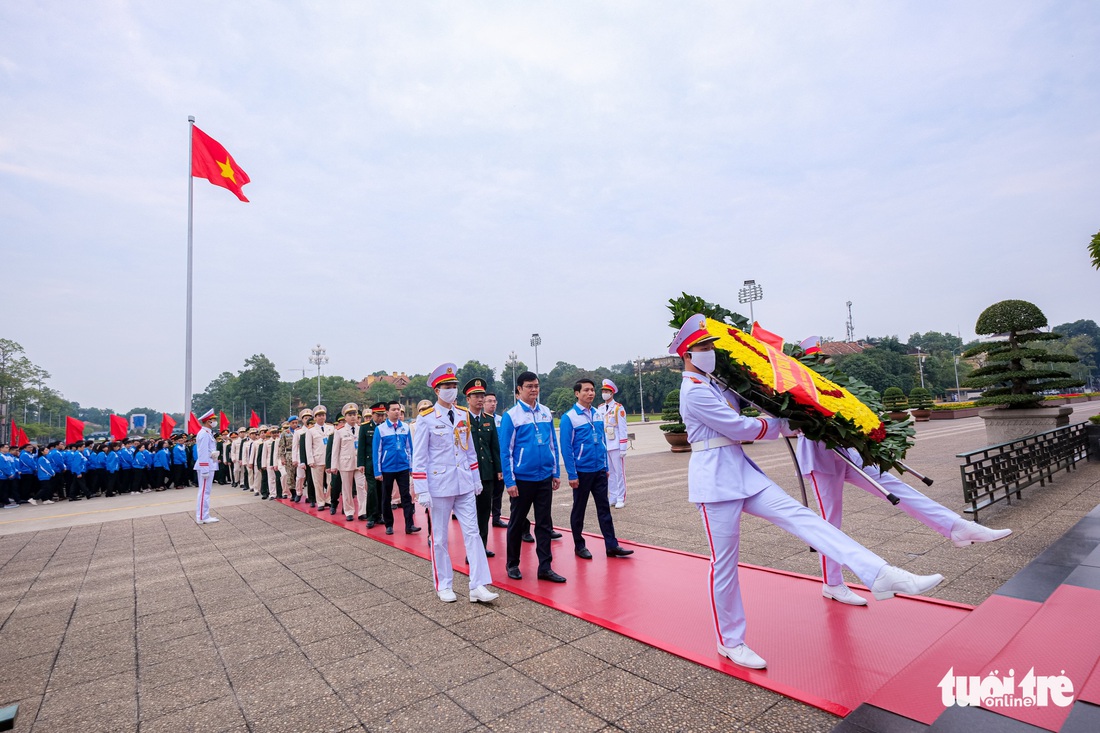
[0,435,208,508]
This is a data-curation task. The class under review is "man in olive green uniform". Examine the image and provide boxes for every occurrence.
[464,378,501,557]
[357,402,386,527]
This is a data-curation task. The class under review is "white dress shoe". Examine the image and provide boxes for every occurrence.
[950,519,1012,547]
[437,588,457,603]
[717,643,766,669]
[469,586,499,603]
[823,583,868,606]
[204,517,219,524]
[614,500,625,509]
[871,565,944,600]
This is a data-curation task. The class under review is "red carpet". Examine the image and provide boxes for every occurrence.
[278,498,971,716]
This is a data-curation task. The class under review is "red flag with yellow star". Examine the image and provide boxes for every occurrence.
[191,125,250,202]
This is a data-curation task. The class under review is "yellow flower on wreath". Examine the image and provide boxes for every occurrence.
[704,320,882,437]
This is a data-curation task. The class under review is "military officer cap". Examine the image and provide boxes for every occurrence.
[429,363,459,388]
[342,402,359,416]
[370,402,387,414]
[335,416,346,426]
[198,408,217,424]
[463,378,486,396]
[601,379,618,395]
[298,408,313,420]
[229,431,238,437]
[668,313,720,357]
[313,404,327,415]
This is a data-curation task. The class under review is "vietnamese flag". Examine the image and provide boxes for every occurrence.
[10,418,28,447]
[249,410,260,429]
[219,412,229,432]
[65,416,85,445]
[192,125,250,202]
[109,415,129,441]
[160,413,177,439]
[751,322,785,353]
[187,413,201,435]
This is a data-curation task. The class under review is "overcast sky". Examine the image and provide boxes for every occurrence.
[2,1,1099,413]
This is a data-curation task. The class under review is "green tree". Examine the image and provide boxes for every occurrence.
[236,354,281,417]
[907,331,963,355]
[1089,229,1100,270]
[545,386,575,415]
[456,361,496,396]
[364,381,399,405]
[400,375,435,405]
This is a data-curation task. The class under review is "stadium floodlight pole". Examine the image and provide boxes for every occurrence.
[507,351,519,406]
[738,279,764,323]
[635,356,646,422]
[309,344,328,406]
[530,333,542,376]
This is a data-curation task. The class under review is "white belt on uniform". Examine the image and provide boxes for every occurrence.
[689,436,741,451]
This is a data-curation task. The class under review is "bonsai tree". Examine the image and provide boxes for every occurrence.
[660,389,685,434]
[963,299,1084,408]
[908,387,934,410]
[881,387,908,412]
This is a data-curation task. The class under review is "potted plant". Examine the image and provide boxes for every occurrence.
[660,389,691,452]
[963,299,1084,443]
[882,387,909,422]
[908,387,934,421]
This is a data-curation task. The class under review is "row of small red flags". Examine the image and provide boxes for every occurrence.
[8,409,260,446]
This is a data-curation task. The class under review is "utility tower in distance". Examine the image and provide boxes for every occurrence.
[845,301,855,343]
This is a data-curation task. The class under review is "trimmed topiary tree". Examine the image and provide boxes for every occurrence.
[963,299,1084,408]
[660,389,685,434]
[908,387,934,410]
[882,387,908,411]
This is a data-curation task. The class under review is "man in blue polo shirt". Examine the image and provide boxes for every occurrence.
[560,378,635,561]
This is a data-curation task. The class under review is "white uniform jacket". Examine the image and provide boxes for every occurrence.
[193,427,218,473]
[329,423,359,473]
[680,371,791,503]
[231,437,243,462]
[596,399,629,452]
[305,423,335,467]
[411,403,480,498]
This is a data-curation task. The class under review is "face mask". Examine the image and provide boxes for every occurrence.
[602,391,613,401]
[439,387,458,403]
[690,349,716,374]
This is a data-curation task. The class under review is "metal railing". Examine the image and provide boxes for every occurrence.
[957,422,1089,522]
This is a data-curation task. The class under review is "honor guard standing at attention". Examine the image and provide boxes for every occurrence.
[500,371,565,583]
[357,403,386,527]
[671,314,945,669]
[412,364,498,603]
[463,378,501,557]
[796,436,1012,606]
[279,417,299,500]
[560,379,634,560]
[306,405,334,510]
[194,409,220,524]
[373,401,419,535]
[596,379,629,508]
[330,403,365,521]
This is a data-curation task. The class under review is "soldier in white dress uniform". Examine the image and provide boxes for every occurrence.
[411,363,498,604]
[194,409,220,524]
[330,403,365,521]
[596,378,629,508]
[305,405,335,509]
[671,313,945,670]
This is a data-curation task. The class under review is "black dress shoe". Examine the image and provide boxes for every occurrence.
[537,570,567,583]
[507,566,522,580]
[492,519,507,528]
[575,548,593,559]
[406,526,421,534]
[358,514,367,521]
[366,520,376,529]
[522,533,535,543]
[385,526,394,535]
[329,505,338,515]
[485,549,495,558]
[607,546,635,558]
[550,530,562,539]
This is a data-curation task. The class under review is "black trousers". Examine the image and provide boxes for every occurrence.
[120,468,133,494]
[380,471,414,529]
[105,472,119,496]
[34,476,58,501]
[476,479,493,547]
[365,473,383,521]
[491,477,505,520]
[1,479,13,505]
[70,474,90,500]
[506,477,555,574]
[571,470,618,551]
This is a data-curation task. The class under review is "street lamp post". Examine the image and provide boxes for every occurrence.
[635,356,646,422]
[507,351,519,406]
[952,348,962,402]
[309,344,328,406]
[916,346,926,389]
[737,279,764,323]
[530,333,542,376]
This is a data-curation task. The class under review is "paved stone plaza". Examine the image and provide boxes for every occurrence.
[2,407,1099,732]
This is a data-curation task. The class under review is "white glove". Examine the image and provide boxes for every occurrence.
[210,451,220,460]
[418,492,432,508]
[474,483,483,496]
[778,419,800,438]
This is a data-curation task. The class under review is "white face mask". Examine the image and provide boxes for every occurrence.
[602,391,613,401]
[438,387,458,404]
[690,349,716,374]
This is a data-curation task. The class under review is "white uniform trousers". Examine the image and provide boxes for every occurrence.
[607,448,627,504]
[809,467,959,587]
[339,470,365,517]
[265,467,278,496]
[249,463,263,494]
[195,470,214,522]
[294,463,307,494]
[699,482,887,648]
[231,461,241,485]
[428,492,491,592]
[310,466,329,504]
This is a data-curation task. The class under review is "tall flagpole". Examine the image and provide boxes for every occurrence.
[185,115,195,426]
